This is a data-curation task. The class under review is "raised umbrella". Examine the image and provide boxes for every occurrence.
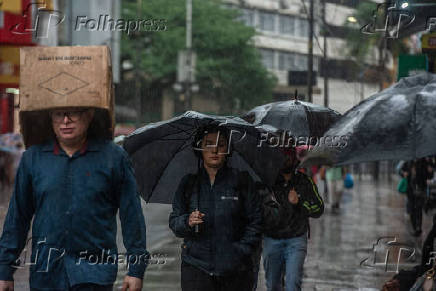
[123,111,285,203]
[301,73,436,167]
[242,96,341,140]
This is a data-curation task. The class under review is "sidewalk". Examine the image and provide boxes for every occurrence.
[134,175,434,290]
[1,175,433,290]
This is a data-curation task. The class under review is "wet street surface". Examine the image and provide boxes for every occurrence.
[1,174,434,290]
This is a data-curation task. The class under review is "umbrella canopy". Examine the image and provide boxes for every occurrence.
[242,99,341,139]
[301,73,436,167]
[123,111,285,203]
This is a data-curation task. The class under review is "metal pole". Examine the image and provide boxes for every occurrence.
[134,0,142,127]
[185,0,193,110]
[307,0,314,102]
[186,0,192,50]
[322,0,328,107]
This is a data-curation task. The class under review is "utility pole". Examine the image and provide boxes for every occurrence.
[322,0,328,107]
[307,0,314,102]
[134,0,142,127]
[185,0,193,110]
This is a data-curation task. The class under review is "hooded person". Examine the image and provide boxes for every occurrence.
[0,46,148,291]
[169,124,262,291]
[261,142,324,291]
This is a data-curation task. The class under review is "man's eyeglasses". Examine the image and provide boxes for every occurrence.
[50,109,88,123]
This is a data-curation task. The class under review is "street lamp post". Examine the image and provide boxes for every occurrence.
[173,0,199,112]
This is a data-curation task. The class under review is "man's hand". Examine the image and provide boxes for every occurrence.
[122,275,142,291]
[188,210,205,227]
[381,278,399,291]
[288,188,299,205]
[0,280,14,291]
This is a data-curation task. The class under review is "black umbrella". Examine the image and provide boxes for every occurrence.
[242,98,341,139]
[301,73,436,167]
[123,111,285,203]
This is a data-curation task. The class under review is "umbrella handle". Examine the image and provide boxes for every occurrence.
[194,208,199,233]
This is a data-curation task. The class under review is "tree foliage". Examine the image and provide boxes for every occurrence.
[121,0,276,114]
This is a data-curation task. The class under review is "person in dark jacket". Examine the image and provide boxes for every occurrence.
[401,158,434,236]
[169,125,262,291]
[262,146,324,291]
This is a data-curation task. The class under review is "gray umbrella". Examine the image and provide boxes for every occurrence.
[123,111,285,203]
[242,99,341,139]
[301,73,436,167]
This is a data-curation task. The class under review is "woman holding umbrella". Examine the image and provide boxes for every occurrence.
[169,124,262,291]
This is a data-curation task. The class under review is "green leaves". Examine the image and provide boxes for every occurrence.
[121,0,276,113]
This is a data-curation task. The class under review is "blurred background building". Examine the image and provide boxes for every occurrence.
[0,0,435,131]
[224,0,387,113]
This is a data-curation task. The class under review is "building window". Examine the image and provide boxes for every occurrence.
[239,8,255,27]
[278,51,295,71]
[259,11,275,32]
[313,56,319,72]
[259,48,275,69]
[296,17,308,37]
[294,54,308,71]
[279,15,295,35]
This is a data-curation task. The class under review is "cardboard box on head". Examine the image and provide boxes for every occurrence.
[19,46,115,148]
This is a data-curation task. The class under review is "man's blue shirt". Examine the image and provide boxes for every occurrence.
[0,138,148,289]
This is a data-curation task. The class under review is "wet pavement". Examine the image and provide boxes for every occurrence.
[1,174,434,290]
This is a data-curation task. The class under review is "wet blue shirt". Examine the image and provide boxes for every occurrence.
[0,138,148,289]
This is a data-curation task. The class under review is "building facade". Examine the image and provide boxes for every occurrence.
[225,0,383,113]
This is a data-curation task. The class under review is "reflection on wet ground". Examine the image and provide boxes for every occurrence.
[1,175,433,290]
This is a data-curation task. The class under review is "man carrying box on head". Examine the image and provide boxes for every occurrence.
[0,46,148,291]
